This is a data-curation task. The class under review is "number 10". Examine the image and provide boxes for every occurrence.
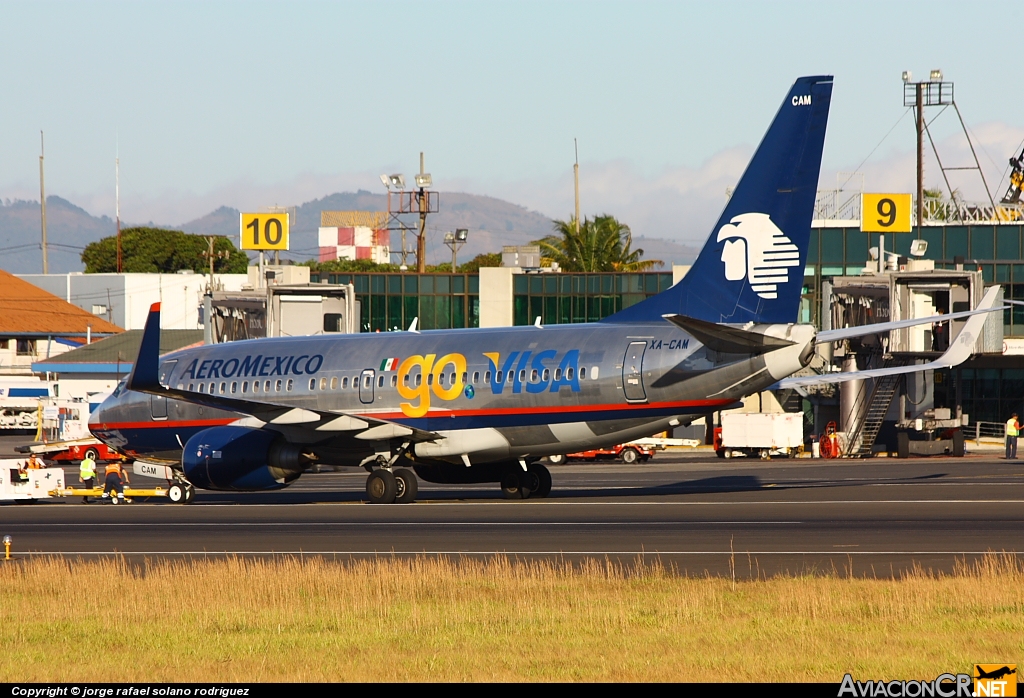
[246,217,284,245]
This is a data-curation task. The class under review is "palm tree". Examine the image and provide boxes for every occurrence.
[537,215,662,272]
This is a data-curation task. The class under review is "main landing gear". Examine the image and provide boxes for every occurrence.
[167,481,195,504]
[500,463,551,500]
[365,467,418,504]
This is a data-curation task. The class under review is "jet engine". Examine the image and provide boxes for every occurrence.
[182,426,308,491]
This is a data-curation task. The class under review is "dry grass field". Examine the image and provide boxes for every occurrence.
[1,554,1021,682]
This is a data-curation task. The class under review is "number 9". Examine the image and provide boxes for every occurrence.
[876,198,896,227]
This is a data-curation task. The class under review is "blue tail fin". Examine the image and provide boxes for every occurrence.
[603,75,832,325]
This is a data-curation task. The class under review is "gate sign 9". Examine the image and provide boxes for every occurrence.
[861,193,912,233]
[240,213,290,250]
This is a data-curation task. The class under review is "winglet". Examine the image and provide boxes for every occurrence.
[127,302,163,392]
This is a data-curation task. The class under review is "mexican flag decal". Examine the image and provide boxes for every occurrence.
[380,357,400,371]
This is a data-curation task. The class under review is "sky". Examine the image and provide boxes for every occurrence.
[3,0,1024,245]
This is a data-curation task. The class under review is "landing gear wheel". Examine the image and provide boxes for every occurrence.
[168,483,185,503]
[183,483,195,504]
[547,454,566,465]
[366,470,397,504]
[500,471,530,500]
[393,468,418,504]
[527,463,552,498]
[620,447,640,464]
[84,448,99,462]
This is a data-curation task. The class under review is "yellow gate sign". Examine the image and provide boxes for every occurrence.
[861,193,912,233]
[240,213,290,250]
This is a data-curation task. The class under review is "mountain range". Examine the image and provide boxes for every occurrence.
[0,191,698,274]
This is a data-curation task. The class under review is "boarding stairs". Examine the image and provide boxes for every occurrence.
[844,356,911,458]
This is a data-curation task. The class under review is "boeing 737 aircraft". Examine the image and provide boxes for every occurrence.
[89,75,1001,504]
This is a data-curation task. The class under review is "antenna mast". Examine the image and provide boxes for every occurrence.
[116,149,122,273]
[39,131,48,274]
[573,138,580,235]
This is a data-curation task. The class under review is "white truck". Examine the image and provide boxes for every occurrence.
[716,413,804,459]
[0,459,65,502]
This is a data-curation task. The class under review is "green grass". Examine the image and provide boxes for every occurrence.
[1,555,1021,682]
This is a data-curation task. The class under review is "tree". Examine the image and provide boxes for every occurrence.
[81,227,249,274]
[457,252,502,272]
[536,215,662,272]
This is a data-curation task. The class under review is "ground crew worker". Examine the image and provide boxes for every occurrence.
[25,453,43,469]
[79,453,97,503]
[102,458,130,504]
[1006,413,1020,460]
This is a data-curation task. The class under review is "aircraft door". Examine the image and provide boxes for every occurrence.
[359,369,375,404]
[151,395,167,420]
[622,342,647,402]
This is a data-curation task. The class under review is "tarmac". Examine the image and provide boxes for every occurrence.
[2,434,1022,577]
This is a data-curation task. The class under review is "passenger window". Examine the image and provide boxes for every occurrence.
[275,380,282,392]
[567,367,574,380]
[220,382,226,394]
[265,380,271,392]
[377,375,384,388]
[342,377,349,389]
[507,371,514,384]
[427,374,433,385]
[309,378,316,390]
[231,381,237,394]
[554,368,561,381]
[391,375,397,387]
[252,381,259,393]
[188,383,195,391]
[580,367,586,380]
[403,374,410,386]
[543,368,550,382]
[473,371,480,384]
[198,383,204,393]
[330,377,338,390]
[415,374,422,386]
[242,381,248,393]
[591,366,599,379]
[485,371,491,383]
[462,372,467,385]
[364,375,371,389]
[518,370,526,383]
[320,377,327,390]
[530,369,538,382]
[496,371,502,383]
[210,384,217,394]
[286,379,293,391]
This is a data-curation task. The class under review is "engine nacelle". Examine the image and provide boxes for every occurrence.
[182,426,305,491]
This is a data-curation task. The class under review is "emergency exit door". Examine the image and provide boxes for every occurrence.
[359,369,375,404]
[622,342,647,402]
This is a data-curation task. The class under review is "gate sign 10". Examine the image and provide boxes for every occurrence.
[240,213,290,250]
[861,193,912,233]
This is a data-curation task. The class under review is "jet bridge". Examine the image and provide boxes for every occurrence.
[816,259,1002,457]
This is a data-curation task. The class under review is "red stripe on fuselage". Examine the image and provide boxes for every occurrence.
[360,398,735,421]
[91,418,237,430]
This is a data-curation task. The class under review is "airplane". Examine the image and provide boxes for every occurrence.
[88,75,1003,504]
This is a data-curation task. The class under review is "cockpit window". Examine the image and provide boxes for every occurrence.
[111,380,127,398]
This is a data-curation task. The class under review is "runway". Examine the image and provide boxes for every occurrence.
[3,451,1023,577]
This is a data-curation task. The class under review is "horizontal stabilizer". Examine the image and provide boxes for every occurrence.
[780,286,1001,388]
[663,314,794,354]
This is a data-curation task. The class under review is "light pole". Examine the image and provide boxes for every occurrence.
[444,229,468,271]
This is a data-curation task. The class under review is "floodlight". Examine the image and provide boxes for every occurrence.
[910,239,929,257]
[388,174,406,189]
[902,70,912,83]
[2,536,10,545]
[455,228,468,242]
[930,69,943,81]
[415,173,432,188]
[380,174,390,188]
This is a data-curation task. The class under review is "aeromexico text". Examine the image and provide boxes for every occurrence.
[181,355,325,380]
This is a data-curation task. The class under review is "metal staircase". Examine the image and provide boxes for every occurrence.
[844,357,911,457]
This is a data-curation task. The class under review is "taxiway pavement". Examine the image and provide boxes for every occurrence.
[2,449,1022,577]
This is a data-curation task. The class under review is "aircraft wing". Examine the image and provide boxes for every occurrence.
[778,286,1001,388]
[816,286,1003,344]
[126,303,439,443]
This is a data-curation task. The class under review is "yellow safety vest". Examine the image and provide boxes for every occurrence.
[80,458,96,479]
[1007,419,1019,437]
